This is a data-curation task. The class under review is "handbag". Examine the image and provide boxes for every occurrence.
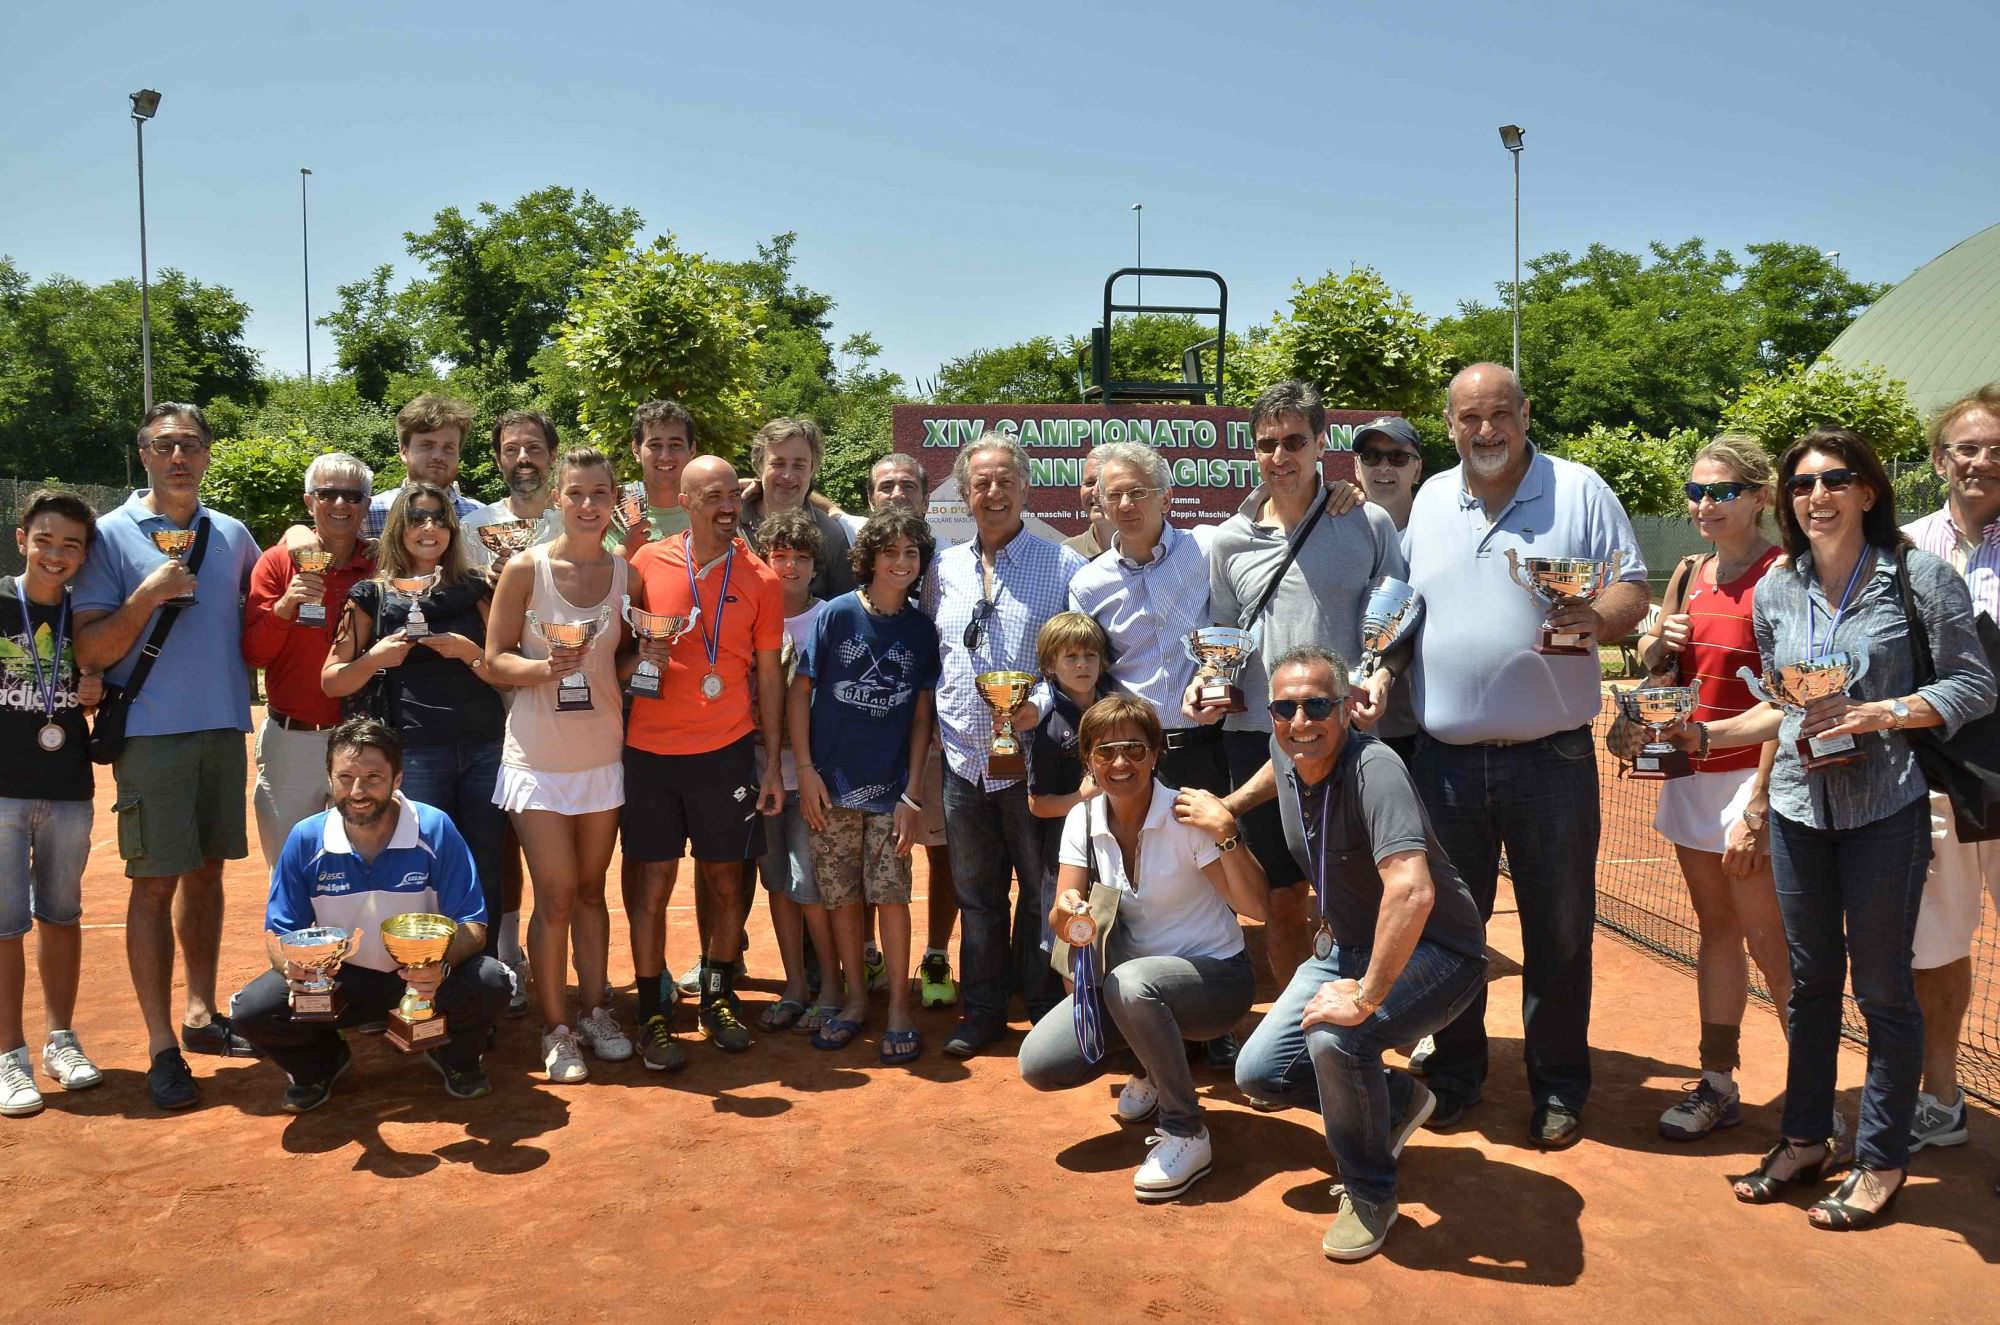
[340,582,401,725]
[89,517,211,765]
[1607,552,1706,766]
[1893,546,2000,841]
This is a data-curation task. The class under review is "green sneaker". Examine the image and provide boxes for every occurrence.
[863,946,887,993]
[918,952,957,1008]
[639,1014,686,1073]
[699,998,752,1053]
[1322,1192,1398,1262]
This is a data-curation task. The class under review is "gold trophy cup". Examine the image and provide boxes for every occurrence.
[380,912,459,1052]
[150,528,198,606]
[293,549,334,627]
[975,670,1037,780]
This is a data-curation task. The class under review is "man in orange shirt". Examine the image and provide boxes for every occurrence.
[624,456,786,1055]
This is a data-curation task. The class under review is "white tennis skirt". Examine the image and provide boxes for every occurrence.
[494,762,624,816]
[1653,766,1761,856]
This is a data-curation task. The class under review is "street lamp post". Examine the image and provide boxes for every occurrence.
[1498,124,1524,376]
[1824,249,1842,272]
[1131,202,1143,308]
[301,168,314,381]
[129,88,161,490]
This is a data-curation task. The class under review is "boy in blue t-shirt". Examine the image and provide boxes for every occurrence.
[793,509,941,1064]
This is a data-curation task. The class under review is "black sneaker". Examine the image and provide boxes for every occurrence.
[942,1018,1000,1058]
[281,1043,353,1114]
[699,999,752,1053]
[1424,1086,1473,1130]
[181,1016,261,1058]
[147,1047,200,1110]
[1201,1034,1240,1071]
[1530,1101,1584,1150]
[426,1051,492,1100]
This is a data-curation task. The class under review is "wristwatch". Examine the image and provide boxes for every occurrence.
[1351,989,1380,1015]
[1889,698,1912,730]
[1741,807,1767,832]
[1217,833,1240,853]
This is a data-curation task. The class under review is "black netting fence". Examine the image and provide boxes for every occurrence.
[1584,685,2000,1109]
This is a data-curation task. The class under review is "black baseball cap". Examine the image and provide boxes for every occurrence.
[1354,417,1420,451]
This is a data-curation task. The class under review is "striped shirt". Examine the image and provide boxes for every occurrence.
[1903,508,2000,620]
[1068,523,1215,730]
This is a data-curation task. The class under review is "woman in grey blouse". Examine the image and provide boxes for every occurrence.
[1678,428,1995,1231]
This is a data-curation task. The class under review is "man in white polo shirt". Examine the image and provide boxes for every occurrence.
[1401,362,1647,1149]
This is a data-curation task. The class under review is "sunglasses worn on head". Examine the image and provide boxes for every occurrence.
[1783,468,1858,497]
[1684,480,1750,503]
[313,487,367,505]
[1268,696,1341,722]
[1087,740,1153,766]
[1356,446,1416,468]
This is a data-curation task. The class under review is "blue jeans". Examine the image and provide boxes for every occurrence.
[1238,941,1486,1204]
[1411,727,1599,1109]
[942,768,1061,1026]
[399,740,505,955]
[1769,797,1930,1171]
[0,798,93,939]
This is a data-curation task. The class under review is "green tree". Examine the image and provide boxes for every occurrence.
[403,186,641,380]
[1718,360,1925,461]
[717,232,839,421]
[1555,424,1702,516]
[201,425,325,545]
[1737,242,1888,374]
[930,336,1077,404]
[318,264,424,404]
[814,333,907,510]
[0,259,263,486]
[550,236,764,463]
[1246,266,1444,415]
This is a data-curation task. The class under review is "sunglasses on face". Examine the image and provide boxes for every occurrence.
[1684,481,1750,504]
[963,599,997,650]
[1782,468,1858,497]
[1267,696,1341,722]
[1253,435,1316,456]
[407,509,451,528]
[1087,740,1153,767]
[312,487,367,506]
[1356,446,1416,468]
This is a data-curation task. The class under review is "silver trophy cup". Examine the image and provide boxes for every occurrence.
[277,926,360,1021]
[1350,578,1424,685]
[1185,627,1257,715]
[621,595,698,699]
[1614,684,1700,780]
[1504,549,1625,655]
[1739,652,1871,770]
[528,606,613,712]
[388,570,441,640]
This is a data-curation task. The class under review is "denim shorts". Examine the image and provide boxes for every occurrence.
[759,793,820,905]
[0,798,94,939]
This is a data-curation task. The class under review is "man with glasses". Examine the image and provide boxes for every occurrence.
[1194,381,1406,981]
[1903,383,2000,1160]
[928,433,1086,1056]
[1353,417,1424,532]
[1197,645,1486,1262]
[1399,362,1647,1147]
[364,394,485,539]
[243,453,376,871]
[73,404,265,1109]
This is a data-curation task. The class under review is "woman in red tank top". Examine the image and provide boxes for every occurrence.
[1635,437,1794,1143]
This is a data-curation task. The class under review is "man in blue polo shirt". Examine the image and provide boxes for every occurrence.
[1400,363,1647,1149]
[230,719,510,1111]
[74,403,264,1111]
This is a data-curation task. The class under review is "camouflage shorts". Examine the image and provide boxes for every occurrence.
[808,806,910,907]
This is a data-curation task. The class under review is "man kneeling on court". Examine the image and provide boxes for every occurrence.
[231,718,510,1112]
[1195,646,1487,1261]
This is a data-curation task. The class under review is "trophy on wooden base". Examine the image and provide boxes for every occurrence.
[380,913,458,1052]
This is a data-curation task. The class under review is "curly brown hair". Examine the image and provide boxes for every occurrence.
[849,507,935,583]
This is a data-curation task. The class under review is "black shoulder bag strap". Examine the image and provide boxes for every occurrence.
[1242,485,1333,630]
[121,516,212,706]
[1892,546,1938,688]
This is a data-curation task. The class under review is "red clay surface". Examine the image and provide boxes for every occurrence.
[3,729,1995,1324]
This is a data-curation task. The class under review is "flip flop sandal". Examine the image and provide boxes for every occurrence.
[1809,1169,1904,1231]
[880,1028,922,1065]
[812,1017,864,1051]
[798,1004,838,1034]
[1730,1141,1830,1205]
[758,999,808,1032]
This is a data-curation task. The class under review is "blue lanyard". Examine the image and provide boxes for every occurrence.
[14,576,67,726]
[1808,550,1871,657]
[683,533,734,672]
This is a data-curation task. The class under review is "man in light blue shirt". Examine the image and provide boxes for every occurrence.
[929,434,1086,1057]
[1399,363,1648,1149]
[73,403,263,1110]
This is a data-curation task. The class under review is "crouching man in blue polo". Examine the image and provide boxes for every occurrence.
[230,717,512,1112]
[1200,646,1488,1262]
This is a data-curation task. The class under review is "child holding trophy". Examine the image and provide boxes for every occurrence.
[1027,612,1118,973]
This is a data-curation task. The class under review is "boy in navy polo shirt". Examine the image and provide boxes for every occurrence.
[1026,612,1116,1016]
[230,719,512,1112]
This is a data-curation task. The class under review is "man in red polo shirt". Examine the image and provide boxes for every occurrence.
[243,453,377,870]
[624,455,785,1056]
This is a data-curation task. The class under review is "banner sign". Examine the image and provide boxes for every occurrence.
[892,403,1382,542]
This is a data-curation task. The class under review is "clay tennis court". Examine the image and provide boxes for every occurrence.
[2,721,1994,1323]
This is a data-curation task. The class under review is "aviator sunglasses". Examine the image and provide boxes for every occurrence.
[1267,696,1341,722]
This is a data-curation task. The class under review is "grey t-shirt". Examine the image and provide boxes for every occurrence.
[1273,733,1486,960]
[1209,483,1406,733]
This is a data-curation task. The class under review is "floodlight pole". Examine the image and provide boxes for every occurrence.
[301,168,314,381]
[1132,203,1143,308]
[134,111,154,414]
[1499,125,1525,376]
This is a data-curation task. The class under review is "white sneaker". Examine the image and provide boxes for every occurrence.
[1134,1126,1212,1202]
[1,1047,44,1117]
[1407,1035,1436,1076]
[578,1006,634,1061]
[541,1026,589,1083]
[1910,1089,1970,1152]
[504,955,530,1018]
[1117,1075,1160,1123]
[40,1030,102,1091]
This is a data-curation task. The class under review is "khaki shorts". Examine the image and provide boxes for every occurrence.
[1914,791,2000,969]
[809,806,911,907]
[113,729,250,879]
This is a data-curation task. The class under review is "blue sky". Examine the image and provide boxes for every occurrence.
[7,0,1995,392]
